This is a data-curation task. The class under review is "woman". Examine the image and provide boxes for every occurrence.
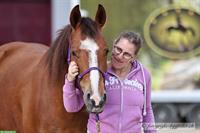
[63,31,156,133]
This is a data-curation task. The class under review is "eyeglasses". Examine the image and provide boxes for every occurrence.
[113,45,133,60]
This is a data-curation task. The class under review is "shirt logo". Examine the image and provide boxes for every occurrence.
[105,76,144,91]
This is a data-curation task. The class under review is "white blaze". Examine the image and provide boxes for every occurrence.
[80,38,100,105]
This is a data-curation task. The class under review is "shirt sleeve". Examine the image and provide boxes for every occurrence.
[143,74,157,133]
[63,79,84,112]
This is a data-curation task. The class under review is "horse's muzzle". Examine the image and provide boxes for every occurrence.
[84,93,106,113]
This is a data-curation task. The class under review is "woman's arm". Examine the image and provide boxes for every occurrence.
[63,61,84,112]
[63,79,84,112]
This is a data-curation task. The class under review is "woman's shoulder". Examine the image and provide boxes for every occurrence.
[136,60,151,79]
[107,60,111,68]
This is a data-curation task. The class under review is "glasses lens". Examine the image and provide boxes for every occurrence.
[123,53,132,59]
[114,46,122,54]
[113,46,133,60]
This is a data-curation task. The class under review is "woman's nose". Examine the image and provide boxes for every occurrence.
[116,52,124,59]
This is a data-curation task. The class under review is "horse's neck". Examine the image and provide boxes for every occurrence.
[36,25,70,93]
[33,56,65,106]
[38,52,66,86]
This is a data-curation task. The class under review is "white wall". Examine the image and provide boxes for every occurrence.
[51,0,80,41]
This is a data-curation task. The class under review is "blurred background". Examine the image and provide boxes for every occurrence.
[0,0,200,132]
[81,1,200,131]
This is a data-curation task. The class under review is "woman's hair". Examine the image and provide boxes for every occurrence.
[114,31,143,55]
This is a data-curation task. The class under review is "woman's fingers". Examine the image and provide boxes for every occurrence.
[66,61,79,81]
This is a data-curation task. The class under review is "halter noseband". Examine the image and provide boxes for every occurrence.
[67,47,108,90]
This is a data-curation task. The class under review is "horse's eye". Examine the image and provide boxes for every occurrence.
[104,48,109,55]
[71,51,79,58]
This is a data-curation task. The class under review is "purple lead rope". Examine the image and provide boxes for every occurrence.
[96,114,101,133]
[67,47,71,65]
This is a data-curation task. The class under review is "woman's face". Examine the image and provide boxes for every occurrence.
[111,38,136,70]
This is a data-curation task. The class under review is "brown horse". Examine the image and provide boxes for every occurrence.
[0,5,108,133]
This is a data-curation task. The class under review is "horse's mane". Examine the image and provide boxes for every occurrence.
[45,17,99,83]
[45,25,72,83]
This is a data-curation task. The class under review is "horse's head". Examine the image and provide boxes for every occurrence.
[69,5,108,113]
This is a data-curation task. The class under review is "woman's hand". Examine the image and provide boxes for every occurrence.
[66,61,79,82]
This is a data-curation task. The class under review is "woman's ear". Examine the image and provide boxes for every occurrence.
[130,57,137,64]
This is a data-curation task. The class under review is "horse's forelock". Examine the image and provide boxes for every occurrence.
[80,17,98,38]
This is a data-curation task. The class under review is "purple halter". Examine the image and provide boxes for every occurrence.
[67,47,107,130]
[67,47,108,90]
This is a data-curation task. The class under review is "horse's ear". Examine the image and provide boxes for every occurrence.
[70,5,81,29]
[95,4,106,28]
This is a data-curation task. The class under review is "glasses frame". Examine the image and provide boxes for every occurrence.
[113,45,134,60]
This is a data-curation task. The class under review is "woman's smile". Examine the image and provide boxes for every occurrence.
[113,56,124,63]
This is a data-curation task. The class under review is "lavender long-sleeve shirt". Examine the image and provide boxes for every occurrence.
[63,60,156,133]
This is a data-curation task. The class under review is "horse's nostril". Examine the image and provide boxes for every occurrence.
[103,94,106,101]
[91,99,95,107]
[87,93,90,100]
[99,100,104,107]
[99,95,106,107]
